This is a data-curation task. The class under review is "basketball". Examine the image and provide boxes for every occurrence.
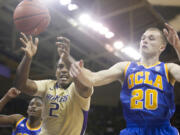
[13,0,50,35]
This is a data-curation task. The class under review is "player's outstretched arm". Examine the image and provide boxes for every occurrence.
[164,23,180,82]
[0,88,20,112]
[0,88,22,128]
[15,33,39,96]
[0,114,23,128]
[70,60,128,88]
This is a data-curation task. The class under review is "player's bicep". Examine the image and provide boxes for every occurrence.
[23,79,38,96]
[167,63,180,82]
[0,114,22,127]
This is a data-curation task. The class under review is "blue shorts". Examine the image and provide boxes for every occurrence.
[119,120,179,135]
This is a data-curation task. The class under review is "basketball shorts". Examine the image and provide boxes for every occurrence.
[119,120,179,135]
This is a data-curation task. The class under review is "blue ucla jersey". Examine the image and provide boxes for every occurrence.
[120,61,175,124]
[12,117,41,135]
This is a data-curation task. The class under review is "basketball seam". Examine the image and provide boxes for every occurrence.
[22,16,49,34]
[14,12,49,21]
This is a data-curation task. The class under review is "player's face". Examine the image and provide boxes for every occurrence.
[27,98,43,117]
[56,60,72,88]
[140,30,165,57]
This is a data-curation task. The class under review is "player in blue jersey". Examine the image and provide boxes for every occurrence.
[70,23,180,135]
[0,87,42,135]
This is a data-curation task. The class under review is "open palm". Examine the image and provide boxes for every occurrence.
[20,33,39,58]
[163,23,180,48]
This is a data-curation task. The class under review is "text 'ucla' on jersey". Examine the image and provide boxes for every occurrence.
[120,61,175,125]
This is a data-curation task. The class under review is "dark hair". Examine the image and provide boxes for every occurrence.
[146,27,167,46]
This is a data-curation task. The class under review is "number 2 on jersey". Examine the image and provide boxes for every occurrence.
[130,89,158,110]
[49,103,59,117]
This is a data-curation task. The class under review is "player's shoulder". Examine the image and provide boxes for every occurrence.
[46,79,57,85]
[166,62,175,66]
[35,79,56,86]
[67,82,75,90]
[9,114,23,120]
[46,80,58,90]
[42,79,56,83]
[116,61,131,70]
[14,114,24,121]
[165,62,177,70]
[9,114,24,127]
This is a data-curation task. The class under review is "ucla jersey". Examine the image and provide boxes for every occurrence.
[120,61,175,125]
[12,117,41,135]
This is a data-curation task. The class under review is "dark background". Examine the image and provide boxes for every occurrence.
[0,0,180,134]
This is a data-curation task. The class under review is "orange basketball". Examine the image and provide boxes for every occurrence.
[13,0,51,35]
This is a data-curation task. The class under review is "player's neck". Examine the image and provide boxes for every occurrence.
[27,116,41,128]
[140,55,159,66]
[56,81,71,89]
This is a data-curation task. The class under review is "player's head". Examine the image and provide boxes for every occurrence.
[27,96,43,118]
[56,58,72,89]
[140,27,167,57]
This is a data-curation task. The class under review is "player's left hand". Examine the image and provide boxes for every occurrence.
[163,23,180,48]
[56,36,70,59]
[70,60,84,79]
[20,33,39,59]
[6,87,21,99]
[70,60,91,87]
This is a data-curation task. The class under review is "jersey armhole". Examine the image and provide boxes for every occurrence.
[124,62,131,78]
[15,116,25,128]
[164,63,175,85]
[72,83,92,111]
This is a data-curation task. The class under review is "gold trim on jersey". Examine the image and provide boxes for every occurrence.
[15,117,25,127]
[137,61,161,68]
[164,63,175,85]
[124,62,131,77]
[164,64,169,83]
[26,120,42,131]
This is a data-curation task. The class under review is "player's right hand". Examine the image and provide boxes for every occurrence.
[6,87,21,99]
[163,23,180,49]
[19,32,39,59]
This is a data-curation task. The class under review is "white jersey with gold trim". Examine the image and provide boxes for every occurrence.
[34,80,92,135]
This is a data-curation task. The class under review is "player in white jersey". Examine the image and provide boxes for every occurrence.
[15,33,93,135]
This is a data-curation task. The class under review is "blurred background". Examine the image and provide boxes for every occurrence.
[0,0,180,134]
